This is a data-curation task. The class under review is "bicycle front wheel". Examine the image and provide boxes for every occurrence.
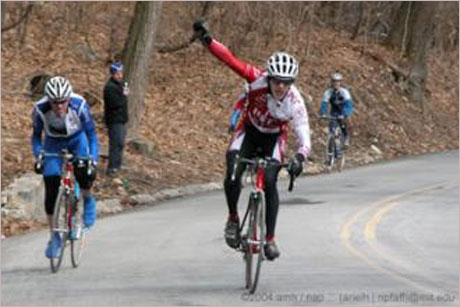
[50,187,68,273]
[70,196,86,268]
[337,134,346,172]
[325,135,335,172]
[244,192,265,294]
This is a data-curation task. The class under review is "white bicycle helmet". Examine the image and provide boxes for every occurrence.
[45,76,72,101]
[331,73,343,82]
[267,52,299,80]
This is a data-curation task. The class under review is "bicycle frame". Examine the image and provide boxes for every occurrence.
[61,157,80,233]
[237,158,269,239]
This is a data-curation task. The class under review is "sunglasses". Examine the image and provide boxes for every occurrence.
[271,78,294,86]
[50,99,69,105]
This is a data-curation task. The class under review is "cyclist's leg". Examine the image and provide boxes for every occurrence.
[42,137,65,258]
[224,126,255,220]
[262,132,284,260]
[43,137,66,229]
[69,133,96,228]
[263,132,284,241]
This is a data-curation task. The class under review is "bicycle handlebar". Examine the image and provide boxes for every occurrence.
[318,114,344,121]
[38,149,95,177]
[40,149,91,162]
[237,157,296,192]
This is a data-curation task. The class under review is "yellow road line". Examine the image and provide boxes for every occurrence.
[340,181,458,294]
[364,201,400,241]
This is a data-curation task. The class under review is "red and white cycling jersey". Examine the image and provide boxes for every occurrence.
[208,39,311,159]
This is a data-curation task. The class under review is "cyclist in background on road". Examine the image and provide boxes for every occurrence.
[319,73,354,148]
[32,76,99,259]
[193,21,311,261]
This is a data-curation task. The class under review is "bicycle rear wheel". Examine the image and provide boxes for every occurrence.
[50,188,68,273]
[244,192,265,294]
[70,196,86,268]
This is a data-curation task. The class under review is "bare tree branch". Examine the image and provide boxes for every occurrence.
[1,2,34,33]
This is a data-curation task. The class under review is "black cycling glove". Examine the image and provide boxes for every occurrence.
[288,153,305,177]
[193,20,212,46]
[34,153,44,174]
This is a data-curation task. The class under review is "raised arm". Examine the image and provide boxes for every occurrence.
[207,39,262,83]
[193,21,262,83]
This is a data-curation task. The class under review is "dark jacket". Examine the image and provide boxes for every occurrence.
[103,77,128,125]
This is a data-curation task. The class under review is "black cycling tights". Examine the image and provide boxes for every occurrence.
[44,176,61,215]
[224,126,282,237]
[43,164,94,215]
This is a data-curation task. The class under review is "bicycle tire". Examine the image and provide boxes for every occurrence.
[245,192,265,294]
[325,135,335,172]
[70,196,86,268]
[337,132,346,172]
[50,187,68,273]
[338,151,346,172]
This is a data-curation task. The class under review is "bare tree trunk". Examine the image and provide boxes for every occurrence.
[122,1,163,135]
[1,2,34,33]
[387,2,438,106]
[18,2,31,46]
[407,2,438,106]
[1,2,6,30]
[304,3,316,58]
[388,2,412,54]
[351,2,364,40]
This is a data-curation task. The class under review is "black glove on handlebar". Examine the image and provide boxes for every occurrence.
[87,161,97,182]
[34,153,44,174]
[287,153,305,177]
[193,20,212,46]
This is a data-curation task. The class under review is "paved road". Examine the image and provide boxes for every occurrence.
[2,151,458,306]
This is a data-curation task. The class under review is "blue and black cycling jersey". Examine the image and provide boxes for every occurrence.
[31,93,99,163]
[319,87,354,118]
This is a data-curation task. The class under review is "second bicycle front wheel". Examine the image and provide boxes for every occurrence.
[70,196,86,268]
[50,187,68,273]
[325,135,335,172]
[245,192,265,294]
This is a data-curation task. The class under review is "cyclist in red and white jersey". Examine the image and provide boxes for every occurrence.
[193,21,311,261]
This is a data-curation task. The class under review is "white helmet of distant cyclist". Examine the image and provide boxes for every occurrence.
[267,52,299,81]
[331,72,343,82]
[45,76,72,101]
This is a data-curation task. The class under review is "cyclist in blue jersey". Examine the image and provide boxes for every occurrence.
[32,76,99,259]
[319,73,354,148]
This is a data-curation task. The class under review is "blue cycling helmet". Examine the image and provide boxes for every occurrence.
[110,62,123,74]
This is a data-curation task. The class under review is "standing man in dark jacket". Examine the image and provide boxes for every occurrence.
[103,62,129,175]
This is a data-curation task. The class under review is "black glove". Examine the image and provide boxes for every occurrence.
[192,20,212,46]
[34,153,44,174]
[287,153,305,177]
[87,160,97,182]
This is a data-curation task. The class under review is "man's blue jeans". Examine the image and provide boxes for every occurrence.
[107,123,127,171]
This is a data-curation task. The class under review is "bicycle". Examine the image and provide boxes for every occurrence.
[231,156,295,294]
[320,115,346,172]
[41,149,91,273]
